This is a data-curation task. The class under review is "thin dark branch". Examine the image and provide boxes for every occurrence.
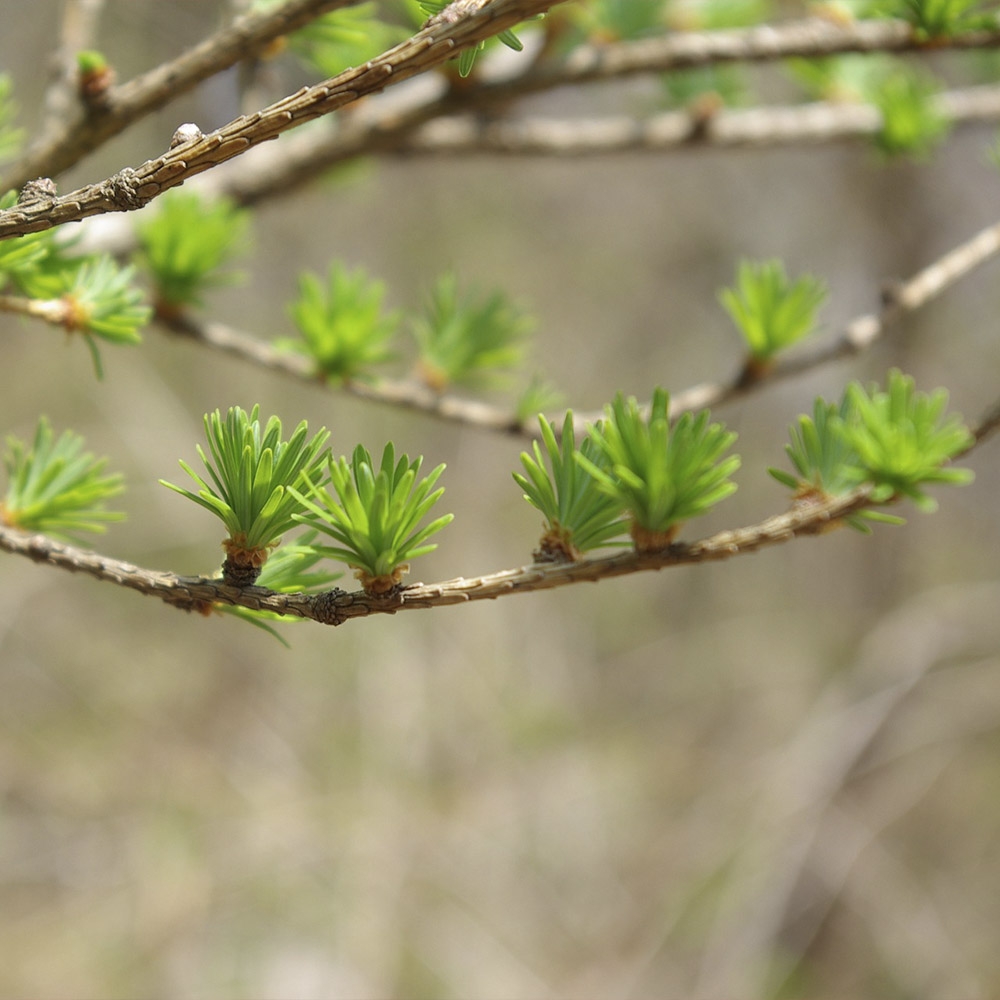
[1,394,993,629]
[0,0,568,241]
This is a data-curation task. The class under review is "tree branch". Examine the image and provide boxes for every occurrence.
[382,84,1000,157]
[1,391,992,629]
[0,391,984,626]
[0,485,875,626]
[36,0,107,146]
[1,0,365,191]
[475,16,1000,98]
[0,0,568,240]
[157,312,528,433]
[151,211,1000,438]
[194,39,1000,207]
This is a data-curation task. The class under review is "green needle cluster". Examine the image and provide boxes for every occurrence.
[285,261,399,381]
[137,190,249,314]
[63,256,149,344]
[576,388,741,552]
[161,405,330,584]
[870,68,948,158]
[1,417,125,542]
[720,259,826,369]
[412,273,532,391]
[514,412,628,562]
[771,370,974,529]
[883,0,996,37]
[292,443,453,594]
[844,369,974,510]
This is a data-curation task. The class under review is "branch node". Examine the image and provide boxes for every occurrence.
[99,167,149,211]
[313,588,350,625]
[17,177,58,205]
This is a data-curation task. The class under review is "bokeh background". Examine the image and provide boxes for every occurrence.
[2,2,1000,997]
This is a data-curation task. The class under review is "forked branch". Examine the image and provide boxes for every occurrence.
[0,0,568,240]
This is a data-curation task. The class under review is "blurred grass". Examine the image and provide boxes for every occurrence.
[1,2,1000,997]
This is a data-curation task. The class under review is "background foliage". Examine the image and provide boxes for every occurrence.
[1,1,999,998]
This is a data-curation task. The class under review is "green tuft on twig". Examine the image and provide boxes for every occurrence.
[160,405,330,585]
[1,417,125,542]
[412,272,532,391]
[578,388,741,551]
[283,261,400,381]
[136,190,249,315]
[514,411,629,561]
[720,258,826,375]
[770,369,974,529]
[291,442,453,595]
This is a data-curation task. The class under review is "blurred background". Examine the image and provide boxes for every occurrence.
[2,2,1000,997]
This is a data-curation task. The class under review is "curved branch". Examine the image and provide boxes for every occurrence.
[1,394,993,629]
[0,0,567,241]
[152,212,1000,438]
[0,486,875,626]
[575,211,1000,431]
[157,312,527,433]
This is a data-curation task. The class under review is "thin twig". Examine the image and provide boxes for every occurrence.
[158,313,526,433]
[0,0,568,241]
[472,16,1000,99]
[1,0,365,192]
[154,212,1000,438]
[383,84,1000,157]
[36,0,107,144]
[0,293,70,326]
[575,212,1000,431]
[0,485,873,625]
[2,393,993,627]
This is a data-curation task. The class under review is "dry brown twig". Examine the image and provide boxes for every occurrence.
[6,12,1000,240]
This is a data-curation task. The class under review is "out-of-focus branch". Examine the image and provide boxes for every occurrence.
[0,293,71,327]
[153,212,1000,438]
[383,84,1000,157]
[197,36,1000,206]
[37,0,107,144]
[158,312,527,433]
[571,212,1000,431]
[1,0,364,192]
[0,0,568,241]
[501,16,1000,95]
